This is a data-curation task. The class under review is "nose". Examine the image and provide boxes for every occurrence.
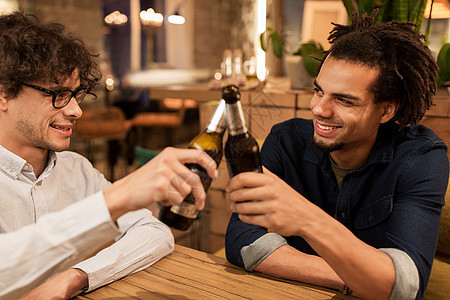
[310,94,333,119]
[62,97,83,119]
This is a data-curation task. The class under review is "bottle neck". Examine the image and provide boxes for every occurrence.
[205,99,226,134]
[226,100,248,136]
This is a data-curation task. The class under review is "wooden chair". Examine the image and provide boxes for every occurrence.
[130,98,188,146]
[73,106,131,180]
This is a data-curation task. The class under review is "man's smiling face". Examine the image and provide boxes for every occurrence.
[310,56,391,157]
[1,69,83,156]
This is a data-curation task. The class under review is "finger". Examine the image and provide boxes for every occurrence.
[262,166,278,178]
[227,185,268,203]
[179,170,206,210]
[226,171,266,193]
[167,174,191,205]
[230,197,271,215]
[193,149,219,180]
[168,147,218,179]
[191,184,206,210]
[169,166,206,210]
[237,213,268,229]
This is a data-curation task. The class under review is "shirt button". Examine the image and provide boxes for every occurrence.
[12,171,18,177]
[341,211,345,218]
[23,165,28,171]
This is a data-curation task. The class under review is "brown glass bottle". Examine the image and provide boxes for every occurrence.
[223,85,262,177]
[159,99,226,230]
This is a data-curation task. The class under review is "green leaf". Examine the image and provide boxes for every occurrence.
[342,0,354,24]
[260,30,268,52]
[356,0,375,16]
[410,0,427,26]
[437,43,450,87]
[393,0,408,22]
[259,27,283,58]
[377,0,392,23]
[270,31,283,58]
[300,41,324,77]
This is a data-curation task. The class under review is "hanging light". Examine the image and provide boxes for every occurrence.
[140,8,164,28]
[104,10,128,25]
[168,6,185,25]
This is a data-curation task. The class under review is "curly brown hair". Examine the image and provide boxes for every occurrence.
[318,9,438,128]
[0,11,101,98]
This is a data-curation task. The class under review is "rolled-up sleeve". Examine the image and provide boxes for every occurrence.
[241,233,288,271]
[380,248,419,300]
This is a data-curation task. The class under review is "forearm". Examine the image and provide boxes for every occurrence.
[254,244,344,290]
[18,268,88,300]
[74,209,174,291]
[0,194,119,299]
[302,210,395,300]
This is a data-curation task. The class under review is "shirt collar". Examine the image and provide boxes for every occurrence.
[0,145,58,179]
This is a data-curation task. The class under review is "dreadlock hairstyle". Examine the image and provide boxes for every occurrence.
[318,9,437,128]
[0,12,102,99]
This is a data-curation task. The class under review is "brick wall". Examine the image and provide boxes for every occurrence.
[193,0,257,70]
[26,0,103,56]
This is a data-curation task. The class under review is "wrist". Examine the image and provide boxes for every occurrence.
[70,268,89,290]
[297,202,331,238]
[104,180,129,221]
[56,268,89,298]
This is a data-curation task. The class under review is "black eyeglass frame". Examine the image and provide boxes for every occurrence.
[21,82,96,109]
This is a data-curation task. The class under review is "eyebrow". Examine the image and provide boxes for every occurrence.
[314,80,361,101]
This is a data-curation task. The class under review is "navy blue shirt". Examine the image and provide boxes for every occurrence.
[225,118,448,298]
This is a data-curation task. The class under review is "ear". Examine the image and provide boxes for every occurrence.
[380,101,398,124]
[0,88,8,111]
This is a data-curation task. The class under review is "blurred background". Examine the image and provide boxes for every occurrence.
[1,0,448,253]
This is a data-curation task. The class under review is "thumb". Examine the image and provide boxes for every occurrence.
[262,166,279,179]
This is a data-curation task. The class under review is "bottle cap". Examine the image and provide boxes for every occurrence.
[221,84,241,103]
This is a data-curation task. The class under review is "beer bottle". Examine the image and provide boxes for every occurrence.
[223,85,262,177]
[159,99,226,230]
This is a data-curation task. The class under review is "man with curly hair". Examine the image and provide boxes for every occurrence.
[225,10,448,299]
[0,12,217,299]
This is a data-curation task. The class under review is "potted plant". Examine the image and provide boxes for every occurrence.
[436,43,450,87]
[342,0,448,88]
[341,0,428,26]
[260,27,324,89]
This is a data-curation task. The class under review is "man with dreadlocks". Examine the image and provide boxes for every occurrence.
[225,9,448,300]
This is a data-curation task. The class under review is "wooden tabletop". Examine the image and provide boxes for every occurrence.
[76,244,359,300]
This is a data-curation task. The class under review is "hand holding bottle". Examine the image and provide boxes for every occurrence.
[159,99,227,230]
[226,167,316,237]
[104,147,218,222]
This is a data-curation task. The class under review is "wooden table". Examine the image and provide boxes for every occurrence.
[76,245,359,300]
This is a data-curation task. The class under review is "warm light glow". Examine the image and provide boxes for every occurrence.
[424,0,450,19]
[104,10,128,25]
[214,71,223,80]
[256,0,266,81]
[168,14,185,25]
[105,76,115,91]
[140,8,164,28]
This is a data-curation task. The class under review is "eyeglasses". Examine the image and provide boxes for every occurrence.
[21,82,96,109]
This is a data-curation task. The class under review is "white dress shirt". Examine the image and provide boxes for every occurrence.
[0,146,174,299]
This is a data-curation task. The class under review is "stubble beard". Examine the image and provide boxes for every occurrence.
[312,135,344,153]
[16,119,70,152]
